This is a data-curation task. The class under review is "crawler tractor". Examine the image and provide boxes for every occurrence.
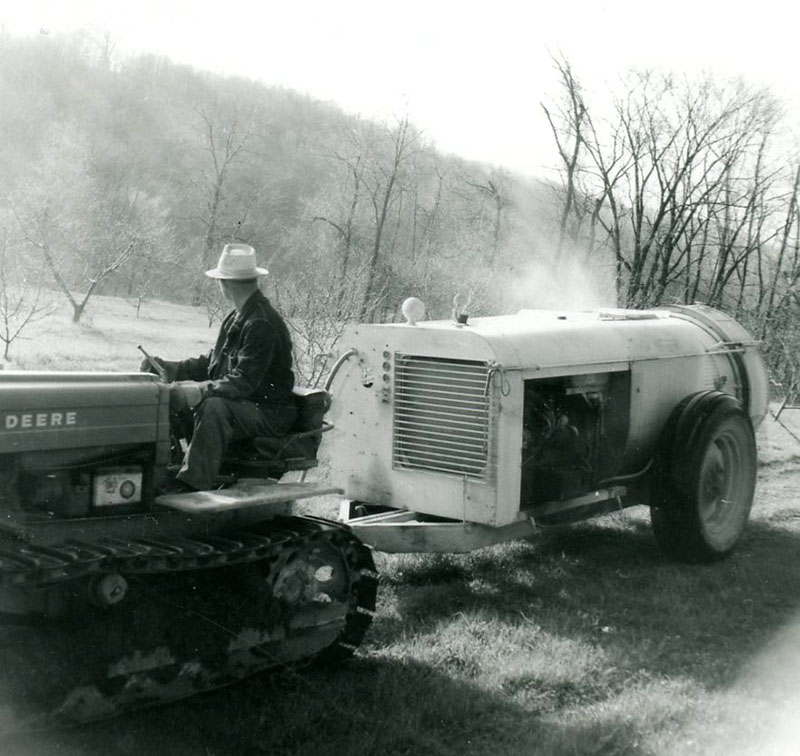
[0,377,376,730]
[0,301,768,730]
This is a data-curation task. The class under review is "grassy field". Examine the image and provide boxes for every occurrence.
[3,295,800,756]
[2,294,216,373]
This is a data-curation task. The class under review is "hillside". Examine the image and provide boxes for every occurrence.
[0,31,563,328]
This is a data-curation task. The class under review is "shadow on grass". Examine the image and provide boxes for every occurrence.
[1,655,653,756]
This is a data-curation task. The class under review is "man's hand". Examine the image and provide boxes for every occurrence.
[139,355,177,382]
[139,356,161,374]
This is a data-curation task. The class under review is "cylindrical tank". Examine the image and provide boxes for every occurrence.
[329,304,768,529]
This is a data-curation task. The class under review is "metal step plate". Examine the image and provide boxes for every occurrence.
[156,479,343,514]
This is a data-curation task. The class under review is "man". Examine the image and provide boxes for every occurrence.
[142,243,296,490]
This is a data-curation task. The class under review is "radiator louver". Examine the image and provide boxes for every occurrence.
[392,355,490,479]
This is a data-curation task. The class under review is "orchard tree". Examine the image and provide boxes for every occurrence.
[10,123,173,322]
[0,225,54,360]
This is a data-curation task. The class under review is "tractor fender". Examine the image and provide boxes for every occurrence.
[654,390,749,505]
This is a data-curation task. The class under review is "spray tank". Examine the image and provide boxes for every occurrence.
[330,301,767,561]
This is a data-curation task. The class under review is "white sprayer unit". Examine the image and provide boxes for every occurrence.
[329,302,768,560]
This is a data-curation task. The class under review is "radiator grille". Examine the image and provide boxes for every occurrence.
[392,355,490,479]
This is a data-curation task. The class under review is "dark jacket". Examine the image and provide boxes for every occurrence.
[174,291,295,405]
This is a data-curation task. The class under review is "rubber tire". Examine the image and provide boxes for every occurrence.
[650,392,757,563]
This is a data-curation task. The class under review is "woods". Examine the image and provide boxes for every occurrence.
[543,57,800,396]
[0,31,797,397]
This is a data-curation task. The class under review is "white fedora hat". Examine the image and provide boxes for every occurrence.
[205,243,269,279]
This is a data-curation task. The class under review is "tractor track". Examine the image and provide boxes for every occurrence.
[0,515,378,733]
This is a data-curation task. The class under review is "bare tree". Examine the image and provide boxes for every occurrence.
[356,115,420,321]
[196,107,256,268]
[464,169,513,266]
[11,185,169,322]
[543,61,800,396]
[312,148,365,310]
[0,228,54,360]
[6,120,180,322]
[552,68,780,308]
[756,160,800,338]
[541,55,591,255]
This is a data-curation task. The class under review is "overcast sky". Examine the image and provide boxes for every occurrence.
[3,0,799,176]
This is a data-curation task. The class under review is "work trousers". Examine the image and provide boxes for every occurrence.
[176,396,297,490]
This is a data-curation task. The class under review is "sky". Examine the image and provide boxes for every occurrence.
[2,0,799,177]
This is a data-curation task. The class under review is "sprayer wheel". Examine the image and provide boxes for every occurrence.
[650,392,756,562]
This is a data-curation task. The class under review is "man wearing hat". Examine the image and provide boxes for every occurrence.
[141,243,296,490]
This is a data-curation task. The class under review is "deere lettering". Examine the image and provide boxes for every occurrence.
[4,412,77,429]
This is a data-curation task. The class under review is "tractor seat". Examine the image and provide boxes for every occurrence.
[223,387,333,478]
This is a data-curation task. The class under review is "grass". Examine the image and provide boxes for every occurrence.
[3,295,800,756]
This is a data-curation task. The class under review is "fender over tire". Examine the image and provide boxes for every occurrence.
[650,391,757,563]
